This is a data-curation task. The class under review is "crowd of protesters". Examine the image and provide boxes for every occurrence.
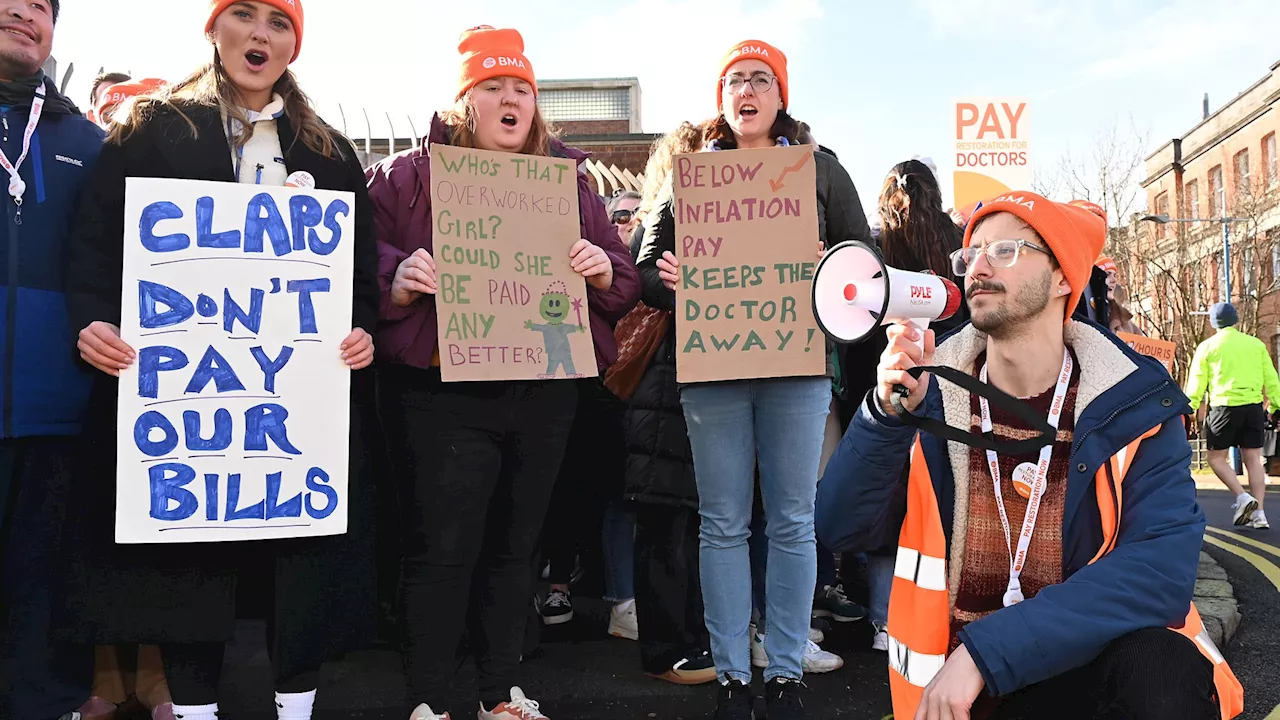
[0,1,1257,720]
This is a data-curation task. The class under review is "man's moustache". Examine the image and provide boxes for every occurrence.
[967,283,1004,299]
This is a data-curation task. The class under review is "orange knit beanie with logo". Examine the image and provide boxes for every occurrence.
[717,39,789,113]
[456,26,537,100]
[963,191,1106,323]
[205,0,304,63]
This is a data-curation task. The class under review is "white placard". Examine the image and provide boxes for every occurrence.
[116,177,354,544]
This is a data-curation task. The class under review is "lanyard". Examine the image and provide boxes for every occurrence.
[0,81,46,223]
[978,346,1072,608]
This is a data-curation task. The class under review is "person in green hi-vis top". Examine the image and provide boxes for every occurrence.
[1185,301,1280,529]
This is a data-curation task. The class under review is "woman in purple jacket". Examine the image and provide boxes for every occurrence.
[364,25,639,720]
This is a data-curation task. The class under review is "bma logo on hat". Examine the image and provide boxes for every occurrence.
[993,194,1036,210]
[483,57,497,69]
[738,45,769,57]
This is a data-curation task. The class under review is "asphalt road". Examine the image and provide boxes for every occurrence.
[196,487,1280,720]
[1196,485,1280,720]
[213,601,895,720]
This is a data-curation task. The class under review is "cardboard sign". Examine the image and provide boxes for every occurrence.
[953,97,1032,210]
[429,144,596,382]
[116,178,354,544]
[1117,332,1176,373]
[672,145,825,383]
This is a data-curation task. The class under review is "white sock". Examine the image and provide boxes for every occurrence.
[615,598,635,612]
[172,703,219,720]
[275,690,317,720]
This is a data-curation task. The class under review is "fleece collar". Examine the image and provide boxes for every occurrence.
[930,320,1138,609]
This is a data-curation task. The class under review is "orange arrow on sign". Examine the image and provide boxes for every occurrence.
[769,151,813,192]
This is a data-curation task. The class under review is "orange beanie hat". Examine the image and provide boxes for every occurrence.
[1095,256,1117,274]
[963,191,1106,324]
[456,26,537,100]
[205,0,304,63]
[94,77,167,124]
[717,39,788,113]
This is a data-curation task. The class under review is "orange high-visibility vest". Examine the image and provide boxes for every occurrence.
[886,429,1244,720]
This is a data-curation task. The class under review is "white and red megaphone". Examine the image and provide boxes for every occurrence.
[812,241,962,345]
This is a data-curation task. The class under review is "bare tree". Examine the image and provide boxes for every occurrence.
[1037,117,1151,310]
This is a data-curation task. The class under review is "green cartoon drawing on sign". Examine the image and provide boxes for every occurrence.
[524,280,584,377]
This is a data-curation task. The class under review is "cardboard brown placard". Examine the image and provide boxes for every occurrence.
[672,145,825,383]
[430,144,597,382]
[1116,332,1176,373]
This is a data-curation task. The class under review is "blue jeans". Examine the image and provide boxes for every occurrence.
[867,553,894,625]
[602,499,636,602]
[682,377,830,683]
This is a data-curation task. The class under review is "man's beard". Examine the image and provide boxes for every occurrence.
[971,269,1053,339]
[0,48,43,80]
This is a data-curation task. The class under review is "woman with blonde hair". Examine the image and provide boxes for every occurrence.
[62,2,380,719]
[366,25,639,720]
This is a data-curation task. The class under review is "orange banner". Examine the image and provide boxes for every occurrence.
[1117,332,1176,373]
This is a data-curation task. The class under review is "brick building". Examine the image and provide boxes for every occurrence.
[538,78,661,197]
[1138,58,1280,361]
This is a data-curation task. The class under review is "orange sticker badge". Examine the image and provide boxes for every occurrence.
[1011,462,1038,499]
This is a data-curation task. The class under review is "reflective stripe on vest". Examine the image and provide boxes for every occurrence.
[886,424,1245,720]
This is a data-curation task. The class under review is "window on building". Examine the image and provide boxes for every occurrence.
[1245,245,1256,296]
[1272,237,1280,287]
[537,87,631,122]
[1208,165,1224,217]
[1154,192,1169,237]
[1185,179,1200,224]
[1234,149,1251,198]
[1265,133,1278,188]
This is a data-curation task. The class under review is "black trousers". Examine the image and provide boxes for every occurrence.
[634,503,708,675]
[0,437,92,720]
[987,628,1219,720]
[160,639,319,706]
[379,365,576,710]
[542,380,625,590]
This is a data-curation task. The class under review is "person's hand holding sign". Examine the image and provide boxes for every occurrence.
[79,321,136,377]
[570,238,613,291]
[340,329,374,370]
[657,250,680,292]
[877,321,936,417]
[391,248,437,307]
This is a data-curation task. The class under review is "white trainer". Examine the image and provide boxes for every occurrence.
[808,625,824,644]
[410,703,450,720]
[1249,509,1270,529]
[478,687,548,720]
[871,622,889,652]
[1233,493,1260,526]
[750,632,845,673]
[608,600,639,641]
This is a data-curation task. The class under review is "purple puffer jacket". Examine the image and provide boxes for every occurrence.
[365,114,640,372]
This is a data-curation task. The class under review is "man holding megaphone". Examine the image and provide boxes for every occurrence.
[815,192,1242,720]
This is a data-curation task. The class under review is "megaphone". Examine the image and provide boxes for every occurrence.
[812,241,962,345]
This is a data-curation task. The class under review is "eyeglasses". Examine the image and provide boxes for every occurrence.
[950,239,1051,276]
[723,72,775,95]
[610,209,637,225]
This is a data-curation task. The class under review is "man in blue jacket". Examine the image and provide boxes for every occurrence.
[816,193,1232,720]
[0,2,107,719]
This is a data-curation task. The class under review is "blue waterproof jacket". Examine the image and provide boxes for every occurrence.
[816,319,1205,696]
[0,78,104,437]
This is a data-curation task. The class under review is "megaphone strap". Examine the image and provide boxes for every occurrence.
[890,365,1056,454]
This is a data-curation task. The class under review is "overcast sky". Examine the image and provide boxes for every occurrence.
[48,0,1280,216]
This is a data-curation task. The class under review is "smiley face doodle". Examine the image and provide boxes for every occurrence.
[524,281,584,377]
